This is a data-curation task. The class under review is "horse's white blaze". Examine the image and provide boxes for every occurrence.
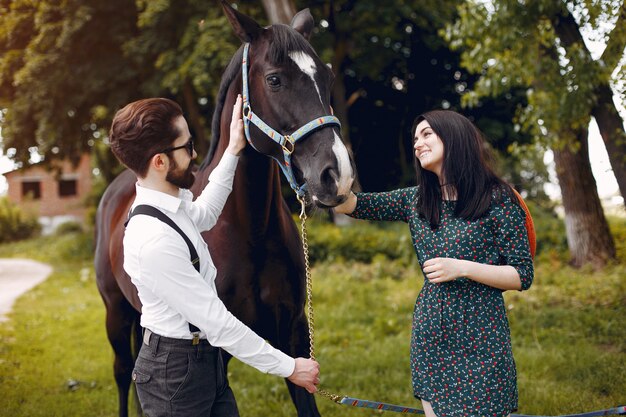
[288,51,323,104]
[333,131,353,196]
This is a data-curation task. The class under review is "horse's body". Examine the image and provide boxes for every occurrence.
[95,4,354,417]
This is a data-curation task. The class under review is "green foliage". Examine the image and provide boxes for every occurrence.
[444,0,625,148]
[525,200,568,256]
[0,197,40,243]
[0,0,265,179]
[306,216,416,266]
[608,215,626,260]
[0,227,93,263]
[53,221,84,236]
[0,0,139,166]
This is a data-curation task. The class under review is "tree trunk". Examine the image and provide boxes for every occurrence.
[552,128,616,268]
[552,8,626,204]
[331,37,353,153]
[182,79,209,160]
[327,0,360,188]
[260,0,296,24]
[591,82,626,203]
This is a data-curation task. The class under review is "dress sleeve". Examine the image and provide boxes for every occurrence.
[491,195,534,291]
[349,187,416,223]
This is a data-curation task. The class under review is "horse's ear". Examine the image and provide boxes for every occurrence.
[221,0,263,42]
[290,9,314,41]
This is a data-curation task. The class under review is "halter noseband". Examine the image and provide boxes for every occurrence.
[241,43,341,197]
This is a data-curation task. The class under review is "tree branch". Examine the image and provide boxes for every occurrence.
[551,6,587,50]
[600,1,626,71]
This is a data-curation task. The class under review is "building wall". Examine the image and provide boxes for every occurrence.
[5,154,92,223]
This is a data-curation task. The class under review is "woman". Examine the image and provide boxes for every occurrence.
[334,110,533,417]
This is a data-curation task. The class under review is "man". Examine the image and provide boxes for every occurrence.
[108,94,320,416]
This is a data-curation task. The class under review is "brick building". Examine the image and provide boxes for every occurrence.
[4,154,92,234]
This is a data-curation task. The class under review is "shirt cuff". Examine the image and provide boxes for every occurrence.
[276,354,296,378]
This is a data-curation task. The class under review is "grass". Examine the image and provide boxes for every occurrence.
[0,226,624,417]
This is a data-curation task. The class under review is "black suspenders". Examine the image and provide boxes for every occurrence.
[125,204,201,343]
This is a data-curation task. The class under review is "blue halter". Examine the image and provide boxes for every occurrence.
[241,43,341,197]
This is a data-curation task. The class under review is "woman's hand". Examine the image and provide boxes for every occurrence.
[333,191,357,214]
[422,257,466,284]
[226,94,246,156]
[423,258,522,290]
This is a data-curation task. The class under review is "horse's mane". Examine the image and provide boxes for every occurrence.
[200,24,316,169]
[200,46,244,170]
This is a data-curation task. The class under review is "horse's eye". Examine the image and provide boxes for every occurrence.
[266,75,281,88]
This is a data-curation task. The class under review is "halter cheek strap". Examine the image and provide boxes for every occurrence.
[241,42,341,197]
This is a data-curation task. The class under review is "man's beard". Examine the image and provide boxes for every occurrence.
[166,157,195,189]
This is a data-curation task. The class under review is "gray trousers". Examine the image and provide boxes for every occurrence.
[132,330,239,417]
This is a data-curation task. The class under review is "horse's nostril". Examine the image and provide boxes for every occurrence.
[321,167,338,187]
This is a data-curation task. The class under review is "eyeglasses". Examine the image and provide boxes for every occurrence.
[159,139,194,157]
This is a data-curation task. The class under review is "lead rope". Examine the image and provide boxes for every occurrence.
[294,196,625,417]
[297,195,344,404]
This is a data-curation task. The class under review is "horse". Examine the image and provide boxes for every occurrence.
[94,3,356,417]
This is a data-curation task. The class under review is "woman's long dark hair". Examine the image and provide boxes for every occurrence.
[412,110,516,228]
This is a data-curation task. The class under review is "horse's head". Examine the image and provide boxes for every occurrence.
[222,2,355,208]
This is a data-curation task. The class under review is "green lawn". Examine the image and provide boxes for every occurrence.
[0,228,624,417]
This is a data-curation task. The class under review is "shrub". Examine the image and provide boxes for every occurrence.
[305,199,568,266]
[306,217,416,266]
[608,216,626,262]
[54,221,84,236]
[525,200,568,256]
[0,197,41,243]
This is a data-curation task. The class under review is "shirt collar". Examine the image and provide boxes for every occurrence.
[134,183,193,214]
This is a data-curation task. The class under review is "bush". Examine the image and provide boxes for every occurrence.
[525,200,568,256]
[54,221,84,236]
[306,217,416,266]
[0,197,41,243]
[305,199,568,266]
[608,216,626,262]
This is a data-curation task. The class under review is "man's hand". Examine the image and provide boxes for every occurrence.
[287,358,320,393]
[226,94,246,156]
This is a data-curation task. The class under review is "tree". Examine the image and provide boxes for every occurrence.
[0,0,139,167]
[550,3,626,202]
[445,0,621,267]
[0,0,262,180]
[261,0,296,24]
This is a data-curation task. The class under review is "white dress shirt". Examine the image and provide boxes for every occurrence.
[123,152,295,378]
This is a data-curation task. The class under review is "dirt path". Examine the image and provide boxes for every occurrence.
[0,258,53,322]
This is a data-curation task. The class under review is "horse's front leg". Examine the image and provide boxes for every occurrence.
[279,310,321,417]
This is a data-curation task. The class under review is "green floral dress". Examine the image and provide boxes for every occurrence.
[349,186,533,417]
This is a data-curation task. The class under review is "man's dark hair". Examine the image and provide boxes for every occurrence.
[109,98,183,177]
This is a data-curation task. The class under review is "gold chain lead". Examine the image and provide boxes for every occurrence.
[297,195,344,404]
